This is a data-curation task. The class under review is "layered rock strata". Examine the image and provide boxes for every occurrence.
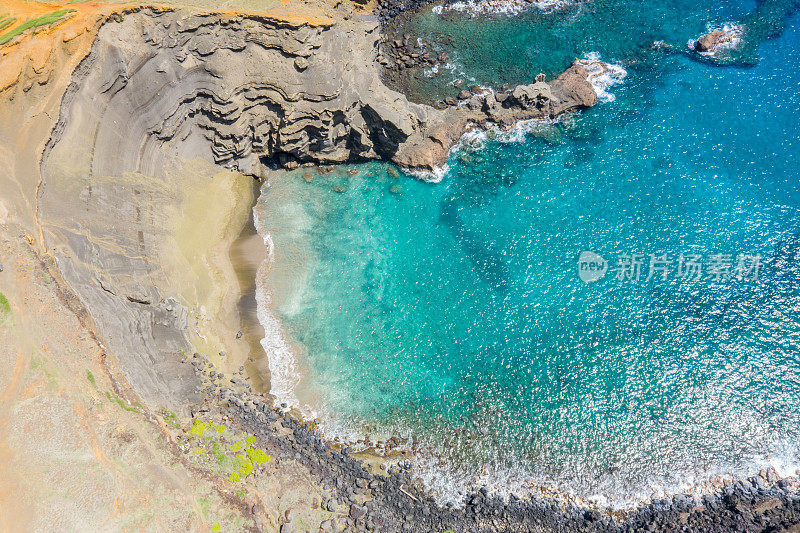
[45,8,596,176]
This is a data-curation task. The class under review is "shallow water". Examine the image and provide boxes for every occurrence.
[255,0,800,507]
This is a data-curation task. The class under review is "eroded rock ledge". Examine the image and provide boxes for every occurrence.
[45,8,596,178]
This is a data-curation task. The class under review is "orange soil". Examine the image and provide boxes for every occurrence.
[0,0,334,94]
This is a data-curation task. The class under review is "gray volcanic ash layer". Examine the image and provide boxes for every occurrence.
[47,8,597,177]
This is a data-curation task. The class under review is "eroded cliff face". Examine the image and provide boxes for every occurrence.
[38,8,597,411]
[38,8,437,411]
[44,8,597,178]
[44,9,445,178]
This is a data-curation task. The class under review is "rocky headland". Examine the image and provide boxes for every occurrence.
[44,7,597,175]
[1,0,800,531]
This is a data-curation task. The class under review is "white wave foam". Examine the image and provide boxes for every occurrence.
[575,52,627,103]
[423,63,440,77]
[423,57,472,83]
[296,365,800,511]
[404,162,451,183]
[253,207,305,412]
[388,432,800,511]
[434,0,571,17]
[449,110,574,161]
[687,24,745,57]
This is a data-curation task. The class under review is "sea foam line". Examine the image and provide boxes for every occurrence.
[433,0,572,18]
[575,52,627,103]
[330,410,800,512]
[253,205,307,414]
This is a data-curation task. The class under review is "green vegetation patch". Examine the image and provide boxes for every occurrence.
[188,420,211,438]
[228,453,254,482]
[162,410,182,429]
[0,17,17,32]
[245,447,270,465]
[105,391,142,413]
[0,292,11,325]
[187,422,270,484]
[86,370,97,387]
[0,9,76,46]
[187,420,225,439]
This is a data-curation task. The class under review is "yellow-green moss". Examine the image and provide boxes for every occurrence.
[187,423,270,484]
[188,420,211,438]
[228,454,254,482]
[105,391,141,413]
[0,9,77,46]
[245,447,270,465]
[0,293,11,325]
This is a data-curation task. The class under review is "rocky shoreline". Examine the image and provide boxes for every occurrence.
[26,3,800,532]
[187,351,800,532]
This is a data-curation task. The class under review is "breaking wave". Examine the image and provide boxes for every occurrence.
[433,0,572,17]
[575,52,628,103]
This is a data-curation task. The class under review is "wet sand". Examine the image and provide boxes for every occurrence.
[228,183,271,394]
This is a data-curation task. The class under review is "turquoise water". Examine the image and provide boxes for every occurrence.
[255,0,800,506]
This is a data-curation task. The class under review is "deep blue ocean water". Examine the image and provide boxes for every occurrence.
[255,0,800,506]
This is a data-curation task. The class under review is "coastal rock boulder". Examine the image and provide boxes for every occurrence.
[510,81,554,108]
[695,29,730,52]
[548,64,599,113]
[478,64,597,127]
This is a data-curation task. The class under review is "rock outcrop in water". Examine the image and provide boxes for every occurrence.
[687,0,800,66]
[393,64,598,169]
[694,29,733,52]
